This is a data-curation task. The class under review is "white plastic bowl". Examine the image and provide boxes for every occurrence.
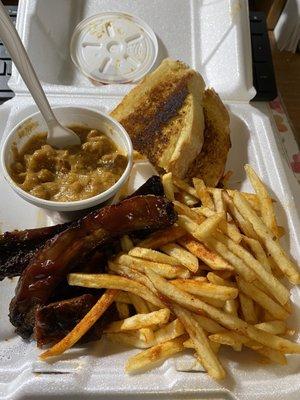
[0,106,133,211]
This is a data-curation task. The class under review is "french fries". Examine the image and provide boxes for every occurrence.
[128,247,181,266]
[125,335,187,373]
[145,270,300,353]
[160,242,199,273]
[178,236,234,271]
[128,293,150,314]
[173,304,226,379]
[113,254,190,279]
[120,235,134,252]
[67,273,164,308]
[255,321,287,335]
[178,213,225,242]
[138,226,186,249]
[171,279,238,301]
[236,278,289,320]
[213,231,289,305]
[223,191,260,239]
[162,172,175,201]
[192,178,214,209]
[209,332,287,365]
[239,293,257,324]
[40,289,118,359]
[173,177,198,198]
[104,309,170,332]
[233,192,300,284]
[245,164,279,237]
[193,206,242,243]
[41,165,300,384]
[116,301,130,319]
[212,188,225,213]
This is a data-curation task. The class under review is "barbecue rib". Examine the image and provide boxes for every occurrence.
[9,195,176,338]
[0,223,68,280]
[0,176,164,281]
[35,294,117,347]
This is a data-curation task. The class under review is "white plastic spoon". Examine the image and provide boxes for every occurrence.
[0,1,81,148]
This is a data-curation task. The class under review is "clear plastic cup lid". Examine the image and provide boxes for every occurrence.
[70,12,158,84]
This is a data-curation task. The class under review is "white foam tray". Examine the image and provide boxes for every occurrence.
[1,1,300,399]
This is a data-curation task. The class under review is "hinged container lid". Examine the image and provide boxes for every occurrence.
[70,12,158,84]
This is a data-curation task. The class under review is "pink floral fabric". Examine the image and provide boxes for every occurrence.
[269,96,300,183]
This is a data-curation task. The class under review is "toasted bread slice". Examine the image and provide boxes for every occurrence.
[185,89,231,187]
[111,59,205,178]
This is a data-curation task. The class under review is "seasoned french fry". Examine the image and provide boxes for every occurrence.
[128,293,150,314]
[116,291,132,304]
[183,337,220,354]
[173,177,198,198]
[116,301,130,319]
[236,278,289,320]
[223,299,241,352]
[108,261,157,294]
[233,191,300,284]
[160,242,199,273]
[245,164,279,237]
[128,247,181,266]
[255,321,286,335]
[106,331,150,349]
[178,213,225,242]
[114,254,190,279]
[125,335,186,373]
[153,319,185,344]
[209,332,287,365]
[162,172,175,201]
[146,268,247,330]
[193,206,242,243]
[171,279,238,301]
[138,226,186,249]
[145,269,300,353]
[197,297,225,308]
[214,231,289,305]
[173,304,226,380]
[193,315,226,334]
[242,236,272,273]
[212,188,225,213]
[207,272,236,288]
[40,289,118,359]
[104,309,170,333]
[178,236,234,271]
[176,191,199,206]
[139,328,155,343]
[223,299,239,316]
[245,325,300,354]
[206,237,256,281]
[239,293,257,324]
[223,191,260,239]
[209,331,244,347]
[193,178,214,209]
[120,235,134,252]
[174,201,206,224]
[224,189,262,212]
[68,273,164,308]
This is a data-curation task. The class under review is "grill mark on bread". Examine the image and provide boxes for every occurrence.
[118,77,190,166]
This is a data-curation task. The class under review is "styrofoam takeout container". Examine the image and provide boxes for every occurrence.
[0,1,300,399]
[1,106,133,211]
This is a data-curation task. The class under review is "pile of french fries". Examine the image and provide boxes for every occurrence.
[40,164,300,381]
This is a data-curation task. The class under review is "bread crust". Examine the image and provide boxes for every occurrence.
[111,59,205,178]
[185,88,231,187]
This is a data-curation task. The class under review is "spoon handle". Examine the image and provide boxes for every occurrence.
[0,1,56,124]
